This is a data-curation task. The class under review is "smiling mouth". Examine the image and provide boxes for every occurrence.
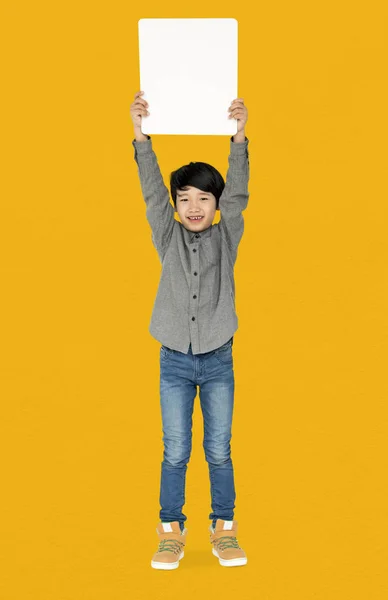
[188,216,204,221]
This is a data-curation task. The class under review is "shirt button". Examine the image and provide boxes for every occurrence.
[194,272,197,276]
[193,248,197,252]
[193,295,197,299]
[192,317,195,321]
[195,234,200,238]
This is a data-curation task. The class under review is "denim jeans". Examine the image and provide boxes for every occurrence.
[158,336,236,533]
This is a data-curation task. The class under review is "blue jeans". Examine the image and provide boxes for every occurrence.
[158,336,236,533]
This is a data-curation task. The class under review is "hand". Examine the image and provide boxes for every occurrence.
[228,98,248,133]
[130,91,150,131]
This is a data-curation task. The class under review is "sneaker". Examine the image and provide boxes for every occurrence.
[151,521,187,570]
[209,519,247,567]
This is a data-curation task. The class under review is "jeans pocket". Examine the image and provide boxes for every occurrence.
[213,338,233,365]
[160,345,174,362]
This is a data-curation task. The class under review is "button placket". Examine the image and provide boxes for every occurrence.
[191,239,200,326]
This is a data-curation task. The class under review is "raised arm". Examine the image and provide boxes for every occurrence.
[131,91,175,263]
[218,133,250,264]
[218,98,250,264]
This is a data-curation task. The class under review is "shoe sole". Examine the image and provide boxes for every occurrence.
[212,547,247,567]
[151,550,184,570]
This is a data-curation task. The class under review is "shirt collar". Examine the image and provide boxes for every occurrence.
[181,221,213,243]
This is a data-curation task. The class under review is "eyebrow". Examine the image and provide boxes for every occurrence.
[176,191,210,196]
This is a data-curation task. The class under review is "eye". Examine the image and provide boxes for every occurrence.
[179,197,208,201]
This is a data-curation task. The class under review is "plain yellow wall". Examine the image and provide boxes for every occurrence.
[1,2,387,599]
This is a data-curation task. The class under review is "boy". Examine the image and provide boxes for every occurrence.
[130,91,250,569]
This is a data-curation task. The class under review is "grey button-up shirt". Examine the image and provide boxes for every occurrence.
[132,134,250,355]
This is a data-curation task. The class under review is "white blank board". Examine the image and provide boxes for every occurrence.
[138,18,238,136]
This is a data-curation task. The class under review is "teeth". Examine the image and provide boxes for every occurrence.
[189,216,203,220]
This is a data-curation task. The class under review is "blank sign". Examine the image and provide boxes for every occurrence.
[138,18,238,136]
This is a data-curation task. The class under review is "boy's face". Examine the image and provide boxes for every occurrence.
[175,186,217,232]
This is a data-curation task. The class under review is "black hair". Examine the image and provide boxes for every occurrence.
[170,161,225,211]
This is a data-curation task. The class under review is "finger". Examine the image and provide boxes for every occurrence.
[230,107,247,117]
[229,102,245,111]
[133,98,149,108]
[131,104,149,115]
[134,95,148,105]
[134,91,148,106]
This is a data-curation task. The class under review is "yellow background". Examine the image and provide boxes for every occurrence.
[1,1,387,598]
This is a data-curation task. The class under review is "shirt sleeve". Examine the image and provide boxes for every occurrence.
[132,135,175,261]
[218,136,250,263]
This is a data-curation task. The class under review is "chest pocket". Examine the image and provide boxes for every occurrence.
[201,237,220,267]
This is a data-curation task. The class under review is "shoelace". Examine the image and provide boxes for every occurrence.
[158,538,185,554]
[212,535,241,551]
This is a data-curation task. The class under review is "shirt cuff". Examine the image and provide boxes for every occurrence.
[230,135,249,154]
[132,135,152,154]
